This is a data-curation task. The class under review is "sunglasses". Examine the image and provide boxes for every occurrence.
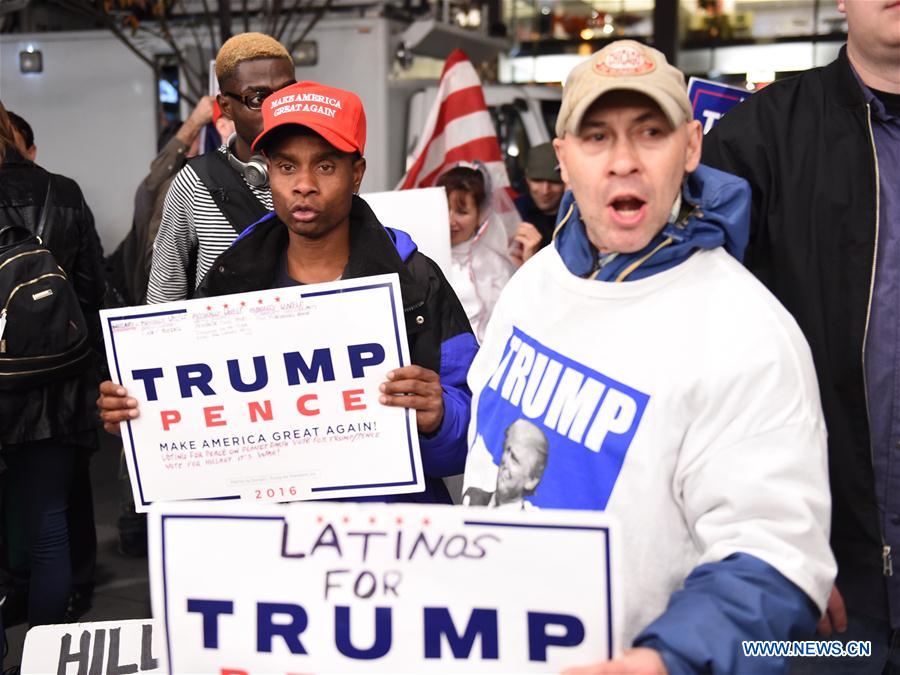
[221,81,296,111]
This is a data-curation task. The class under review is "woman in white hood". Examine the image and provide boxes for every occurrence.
[436,164,514,342]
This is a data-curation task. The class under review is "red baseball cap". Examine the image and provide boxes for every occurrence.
[251,81,366,156]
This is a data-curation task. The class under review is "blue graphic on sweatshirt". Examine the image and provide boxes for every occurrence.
[468,327,649,511]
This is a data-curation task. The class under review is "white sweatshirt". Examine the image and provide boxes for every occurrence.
[462,244,835,647]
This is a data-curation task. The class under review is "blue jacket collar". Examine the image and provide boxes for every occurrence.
[553,164,751,282]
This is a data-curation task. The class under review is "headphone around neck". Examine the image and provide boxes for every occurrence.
[225,133,269,188]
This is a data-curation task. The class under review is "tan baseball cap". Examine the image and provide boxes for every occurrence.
[555,40,693,138]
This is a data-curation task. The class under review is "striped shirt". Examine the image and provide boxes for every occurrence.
[146,147,273,304]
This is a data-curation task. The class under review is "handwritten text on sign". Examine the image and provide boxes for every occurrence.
[21,619,162,675]
[100,274,422,511]
[149,501,621,674]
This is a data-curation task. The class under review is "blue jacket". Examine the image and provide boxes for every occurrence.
[555,165,821,674]
[554,163,750,281]
[197,196,478,504]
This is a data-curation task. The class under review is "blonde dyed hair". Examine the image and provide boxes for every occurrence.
[214,33,292,87]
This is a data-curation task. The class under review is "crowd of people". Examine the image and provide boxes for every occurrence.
[0,0,898,671]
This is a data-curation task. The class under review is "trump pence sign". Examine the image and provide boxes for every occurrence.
[101,274,423,511]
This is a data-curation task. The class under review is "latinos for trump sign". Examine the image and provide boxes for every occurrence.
[101,274,423,512]
[149,500,621,674]
[687,77,750,133]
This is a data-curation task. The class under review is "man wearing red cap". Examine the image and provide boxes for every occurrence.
[98,81,478,504]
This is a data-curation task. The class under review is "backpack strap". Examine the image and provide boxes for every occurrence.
[188,151,269,235]
[35,174,53,240]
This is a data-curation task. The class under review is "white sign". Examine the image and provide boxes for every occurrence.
[22,619,162,675]
[362,188,452,277]
[101,274,423,512]
[149,500,621,673]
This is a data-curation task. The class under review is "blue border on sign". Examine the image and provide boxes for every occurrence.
[300,282,417,493]
[158,514,615,673]
[160,514,284,674]
[107,308,188,507]
[106,281,417,508]
[463,519,615,662]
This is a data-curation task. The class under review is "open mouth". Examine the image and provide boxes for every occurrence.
[608,195,647,225]
[290,205,320,223]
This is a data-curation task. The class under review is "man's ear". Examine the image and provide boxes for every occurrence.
[552,138,569,184]
[352,157,367,193]
[216,92,234,121]
[684,119,703,173]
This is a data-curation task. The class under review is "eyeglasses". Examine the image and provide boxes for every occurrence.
[221,81,296,110]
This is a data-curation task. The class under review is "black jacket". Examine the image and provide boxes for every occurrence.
[514,192,557,249]
[702,47,883,615]
[0,148,105,444]
[196,195,478,504]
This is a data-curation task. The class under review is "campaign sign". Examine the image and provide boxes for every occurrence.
[687,77,750,133]
[21,619,162,675]
[101,274,423,512]
[149,500,621,673]
[362,188,452,278]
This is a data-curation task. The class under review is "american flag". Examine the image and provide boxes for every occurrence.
[398,49,511,194]
[399,49,519,242]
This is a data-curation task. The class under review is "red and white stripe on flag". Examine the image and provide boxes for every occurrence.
[398,49,511,194]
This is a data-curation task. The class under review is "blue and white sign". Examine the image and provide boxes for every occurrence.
[100,274,423,511]
[464,327,649,512]
[688,77,750,133]
[149,500,621,673]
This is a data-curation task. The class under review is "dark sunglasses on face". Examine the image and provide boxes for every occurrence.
[221,80,296,110]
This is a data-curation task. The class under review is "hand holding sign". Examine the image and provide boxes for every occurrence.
[99,365,446,437]
[379,365,444,434]
[101,276,426,508]
[97,380,139,435]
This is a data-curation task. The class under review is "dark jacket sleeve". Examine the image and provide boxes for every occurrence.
[70,192,106,316]
[146,136,191,194]
[701,99,776,279]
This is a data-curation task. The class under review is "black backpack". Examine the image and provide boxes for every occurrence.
[0,178,92,390]
[186,151,269,295]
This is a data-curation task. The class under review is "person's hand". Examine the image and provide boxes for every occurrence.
[176,95,216,144]
[96,380,140,436]
[562,648,667,674]
[510,240,525,268]
[817,585,848,637]
[513,221,543,266]
[187,95,216,127]
[379,365,444,435]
